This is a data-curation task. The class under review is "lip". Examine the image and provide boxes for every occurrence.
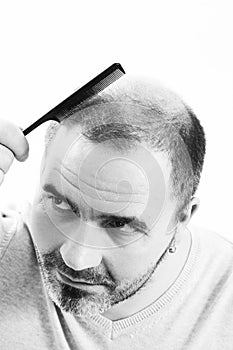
[57,271,103,288]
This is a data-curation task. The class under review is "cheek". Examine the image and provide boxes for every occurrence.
[29,200,65,252]
[104,238,157,281]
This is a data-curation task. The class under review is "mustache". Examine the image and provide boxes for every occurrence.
[39,248,116,288]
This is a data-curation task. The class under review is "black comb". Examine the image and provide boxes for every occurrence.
[23,63,125,135]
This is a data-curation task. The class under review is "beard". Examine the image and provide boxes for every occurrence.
[34,243,170,319]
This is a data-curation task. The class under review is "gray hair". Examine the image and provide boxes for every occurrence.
[44,76,206,222]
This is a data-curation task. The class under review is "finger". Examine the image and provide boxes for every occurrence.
[0,144,14,173]
[0,120,29,161]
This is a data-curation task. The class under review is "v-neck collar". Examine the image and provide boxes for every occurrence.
[59,225,200,339]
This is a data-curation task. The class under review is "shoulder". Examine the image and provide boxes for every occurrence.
[0,202,32,263]
[189,223,233,283]
[189,222,233,253]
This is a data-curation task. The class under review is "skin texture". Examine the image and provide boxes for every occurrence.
[0,120,29,186]
[28,122,199,321]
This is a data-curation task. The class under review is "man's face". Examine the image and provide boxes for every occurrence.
[29,122,177,318]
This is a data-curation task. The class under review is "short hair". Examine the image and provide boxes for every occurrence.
[44,76,206,222]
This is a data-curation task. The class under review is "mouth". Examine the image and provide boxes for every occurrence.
[57,271,105,289]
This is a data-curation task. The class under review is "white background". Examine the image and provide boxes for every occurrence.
[0,0,232,239]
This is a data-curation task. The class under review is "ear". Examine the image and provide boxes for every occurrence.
[190,197,200,218]
[180,197,200,226]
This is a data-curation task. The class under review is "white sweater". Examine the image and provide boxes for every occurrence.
[0,207,233,350]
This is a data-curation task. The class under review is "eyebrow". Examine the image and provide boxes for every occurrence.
[98,214,149,232]
[42,183,149,231]
[42,183,79,210]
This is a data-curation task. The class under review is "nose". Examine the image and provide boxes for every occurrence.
[60,220,103,271]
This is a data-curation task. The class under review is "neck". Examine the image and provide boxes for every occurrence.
[102,228,191,321]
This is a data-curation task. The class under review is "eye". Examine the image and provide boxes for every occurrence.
[119,224,137,234]
[101,217,140,235]
[51,196,71,211]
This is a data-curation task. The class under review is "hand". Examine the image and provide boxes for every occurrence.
[0,119,29,186]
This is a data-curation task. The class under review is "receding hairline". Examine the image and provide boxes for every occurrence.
[44,75,206,222]
[60,74,192,128]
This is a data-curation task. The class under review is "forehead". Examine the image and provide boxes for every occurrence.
[41,124,171,222]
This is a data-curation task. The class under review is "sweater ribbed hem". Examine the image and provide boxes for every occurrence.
[89,225,201,333]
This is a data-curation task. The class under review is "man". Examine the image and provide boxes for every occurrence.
[0,76,233,349]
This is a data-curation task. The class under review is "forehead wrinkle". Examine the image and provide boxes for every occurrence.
[52,168,146,205]
[61,164,147,196]
[60,170,146,204]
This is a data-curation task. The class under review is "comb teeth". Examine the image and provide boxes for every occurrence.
[91,68,125,92]
[78,69,124,98]
[81,69,125,101]
[23,63,125,135]
[56,66,125,121]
